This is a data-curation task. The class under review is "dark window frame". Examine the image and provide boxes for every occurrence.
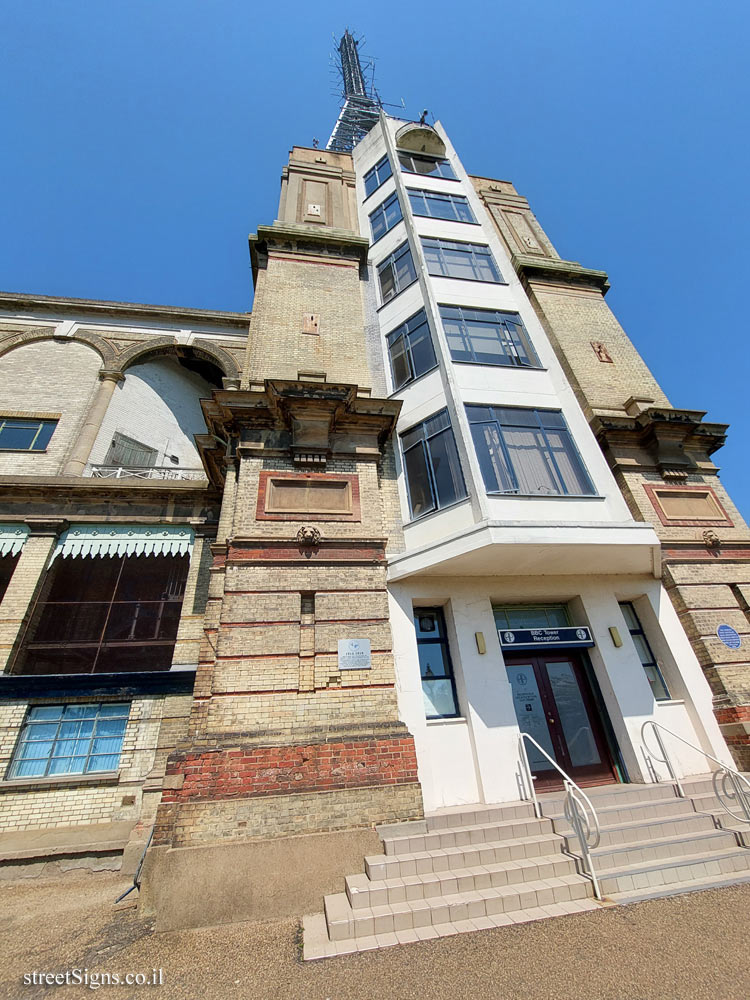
[439,305,540,369]
[400,409,467,520]
[7,701,130,780]
[363,154,393,199]
[0,417,57,452]
[466,404,597,497]
[398,152,457,180]
[414,607,460,719]
[386,309,439,390]
[406,188,477,224]
[376,241,418,304]
[424,238,504,283]
[13,553,190,676]
[619,601,671,701]
[369,191,403,242]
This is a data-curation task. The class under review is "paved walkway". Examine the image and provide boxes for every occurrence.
[1,871,749,1000]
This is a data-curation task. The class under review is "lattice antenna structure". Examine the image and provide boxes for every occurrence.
[326,30,382,153]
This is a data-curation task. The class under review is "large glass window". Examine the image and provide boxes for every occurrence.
[439,306,539,367]
[423,238,503,283]
[386,310,438,390]
[494,604,570,630]
[7,703,130,779]
[467,405,596,497]
[619,602,671,700]
[398,153,456,179]
[0,417,57,451]
[13,553,189,675]
[407,188,476,223]
[415,607,459,719]
[369,191,403,242]
[377,242,417,304]
[364,154,393,198]
[401,409,467,518]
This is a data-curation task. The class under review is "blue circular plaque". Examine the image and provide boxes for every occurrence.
[717,624,741,649]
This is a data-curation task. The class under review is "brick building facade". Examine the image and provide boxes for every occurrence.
[0,86,747,934]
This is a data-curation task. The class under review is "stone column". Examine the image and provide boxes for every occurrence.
[63,370,124,476]
[0,519,66,673]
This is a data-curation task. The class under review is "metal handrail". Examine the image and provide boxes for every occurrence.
[641,720,750,825]
[86,464,206,481]
[518,733,602,899]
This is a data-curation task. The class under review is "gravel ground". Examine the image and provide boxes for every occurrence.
[1,871,749,1000]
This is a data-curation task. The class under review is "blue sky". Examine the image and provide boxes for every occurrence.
[1,1,748,517]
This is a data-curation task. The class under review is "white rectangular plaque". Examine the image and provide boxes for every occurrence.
[337,638,371,671]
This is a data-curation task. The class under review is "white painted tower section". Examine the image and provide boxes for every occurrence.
[353,114,734,810]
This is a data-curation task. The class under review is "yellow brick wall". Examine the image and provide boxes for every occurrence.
[241,255,371,389]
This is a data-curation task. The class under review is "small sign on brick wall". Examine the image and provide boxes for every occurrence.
[338,638,372,670]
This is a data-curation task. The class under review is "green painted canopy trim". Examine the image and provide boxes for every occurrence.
[51,524,194,561]
[0,524,29,558]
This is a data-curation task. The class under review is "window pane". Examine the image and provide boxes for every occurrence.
[98,703,130,717]
[0,423,39,449]
[17,739,54,759]
[619,603,639,630]
[427,429,465,508]
[27,706,64,721]
[407,190,427,215]
[384,195,402,230]
[544,429,595,494]
[414,609,443,638]
[503,426,561,494]
[425,193,454,220]
[643,665,670,701]
[25,722,59,740]
[95,718,128,738]
[393,248,416,288]
[442,247,477,280]
[378,261,396,302]
[87,754,120,772]
[404,443,435,517]
[632,633,654,665]
[408,320,437,379]
[455,199,475,223]
[417,642,452,679]
[422,679,458,718]
[388,335,412,389]
[423,409,452,436]
[11,759,48,778]
[471,422,517,493]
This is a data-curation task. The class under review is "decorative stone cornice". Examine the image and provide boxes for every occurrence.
[0,290,250,327]
[513,254,611,294]
[248,223,370,280]
[592,406,729,473]
[198,381,401,488]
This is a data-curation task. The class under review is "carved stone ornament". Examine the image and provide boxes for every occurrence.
[296,525,322,547]
[702,529,721,549]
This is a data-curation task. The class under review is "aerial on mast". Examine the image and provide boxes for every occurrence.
[327,30,382,153]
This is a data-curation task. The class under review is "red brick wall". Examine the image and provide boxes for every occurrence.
[161,735,419,803]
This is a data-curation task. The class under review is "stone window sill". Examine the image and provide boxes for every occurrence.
[0,772,119,793]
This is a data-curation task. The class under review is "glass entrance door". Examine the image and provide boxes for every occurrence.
[506,652,616,788]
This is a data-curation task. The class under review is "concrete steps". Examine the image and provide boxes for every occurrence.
[303,776,750,959]
[538,777,750,900]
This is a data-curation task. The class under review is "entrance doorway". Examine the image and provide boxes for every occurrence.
[505,652,617,789]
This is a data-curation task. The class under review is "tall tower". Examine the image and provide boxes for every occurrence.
[327,31,381,153]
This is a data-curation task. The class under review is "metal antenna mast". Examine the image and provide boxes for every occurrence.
[327,30,382,153]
